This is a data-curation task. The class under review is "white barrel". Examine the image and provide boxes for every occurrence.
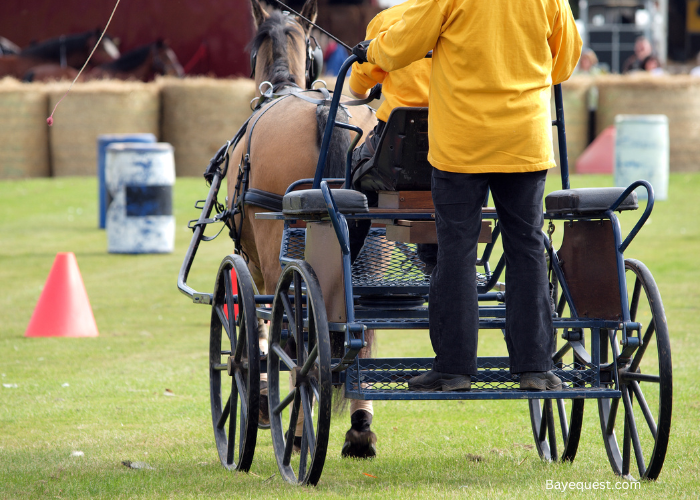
[614,115,669,201]
[105,143,175,254]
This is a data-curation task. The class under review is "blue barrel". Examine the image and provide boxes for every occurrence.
[105,143,175,254]
[97,133,156,229]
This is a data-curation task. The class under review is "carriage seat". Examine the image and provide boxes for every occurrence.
[353,107,431,193]
[282,189,369,216]
[545,187,638,216]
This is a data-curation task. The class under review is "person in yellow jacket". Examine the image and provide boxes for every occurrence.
[346,0,434,266]
[352,0,582,391]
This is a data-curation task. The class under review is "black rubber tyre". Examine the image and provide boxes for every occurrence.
[598,259,672,480]
[267,261,332,486]
[209,254,259,471]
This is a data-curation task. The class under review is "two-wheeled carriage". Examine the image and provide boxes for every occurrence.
[178,54,672,485]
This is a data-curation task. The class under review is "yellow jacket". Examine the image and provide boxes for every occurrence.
[350,2,431,123]
[367,0,582,173]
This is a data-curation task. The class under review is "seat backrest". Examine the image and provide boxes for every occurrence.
[355,107,431,192]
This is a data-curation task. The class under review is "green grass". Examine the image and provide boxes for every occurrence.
[1,173,699,499]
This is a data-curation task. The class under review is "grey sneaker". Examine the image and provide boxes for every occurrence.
[519,371,563,391]
[408,369,471,392]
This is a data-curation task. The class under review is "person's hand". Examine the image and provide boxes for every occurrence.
[367,83,382,101]
[352,40,372,64]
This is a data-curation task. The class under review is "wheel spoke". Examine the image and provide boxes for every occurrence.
[216,304,231,341]
[300,344,318,376]
[300,384,316,457]
[273,387,296,416]
[630,380,658,440]
[629,275,642,322]
[217,395,231,430]
[545,400,558,461]
[629,322,656,374]
[224,271,237,350]
[272,343,297,371]
[227,386,238,465]
[294,272,304,361]
[557,399,569,445]
[280,293,296,335]
[235,370,248,416]
[283,393,302,467]
[622,414,631,476]
[606,397,620,436]
[537,403,547,442]
[298,433,308,480]
[622,385,646,477]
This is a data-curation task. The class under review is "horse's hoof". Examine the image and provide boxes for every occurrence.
[341,428,377,459]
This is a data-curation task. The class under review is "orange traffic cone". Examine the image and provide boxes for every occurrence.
[25,252,99,338]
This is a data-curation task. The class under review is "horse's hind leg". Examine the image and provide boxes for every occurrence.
[342,330,377,459]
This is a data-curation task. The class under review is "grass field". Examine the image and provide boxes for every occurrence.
[1,173,699,499]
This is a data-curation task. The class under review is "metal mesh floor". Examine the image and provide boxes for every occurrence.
[281,227,491,290]
[345,358,596,393]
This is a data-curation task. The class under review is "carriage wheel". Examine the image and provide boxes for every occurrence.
[268,261,332,486]
[528,259,585,462]
[209,254,260,471]
[598,259,672,480]
[529,398,585,462]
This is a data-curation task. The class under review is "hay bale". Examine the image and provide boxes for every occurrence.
[0,77,49,178]
[596,75,700,172]
[46,80,160,176]
[552,77,591,173]
[160,77,257,177]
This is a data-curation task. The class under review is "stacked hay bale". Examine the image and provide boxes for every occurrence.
[46,81,160,176]
[552,76,592,173]
[0,77,49,179]
[596,75,700,172]
[160,77,257,177]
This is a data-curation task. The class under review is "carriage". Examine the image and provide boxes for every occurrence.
[177,52,672,485]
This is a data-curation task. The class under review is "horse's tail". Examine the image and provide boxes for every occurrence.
[315,103,350,179]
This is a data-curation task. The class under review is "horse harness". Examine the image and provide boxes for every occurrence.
[200,82,376,258]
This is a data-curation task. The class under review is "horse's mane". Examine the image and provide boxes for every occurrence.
[20,30,101,59]
[99,43,154,72]
[247,11,305,89]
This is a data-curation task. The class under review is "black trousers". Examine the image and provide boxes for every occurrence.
[429,168,554,375]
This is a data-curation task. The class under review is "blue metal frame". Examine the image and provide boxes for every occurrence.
[178,52,657,403]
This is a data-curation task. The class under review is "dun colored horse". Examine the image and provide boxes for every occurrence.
[87,40,184,81]
[227,0,379,458]
[0,29,120,80]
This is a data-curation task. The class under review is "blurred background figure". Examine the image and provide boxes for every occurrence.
[622,36,653,73]
[690,52,700,77]
[315,30,349,77]
[575,48,606,75]
[642,54,665,75]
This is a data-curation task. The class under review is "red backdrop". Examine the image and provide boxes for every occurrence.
[1,0,255,77]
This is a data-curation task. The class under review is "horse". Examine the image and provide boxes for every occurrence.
[86,40,184,81]
[227,0,379,458]
[0,29,120,80]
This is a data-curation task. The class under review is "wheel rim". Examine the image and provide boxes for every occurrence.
[598,259,672,480]
[209,255,259,471]
[267,261,331,485]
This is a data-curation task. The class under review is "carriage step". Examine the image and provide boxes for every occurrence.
[344,357,619,401]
